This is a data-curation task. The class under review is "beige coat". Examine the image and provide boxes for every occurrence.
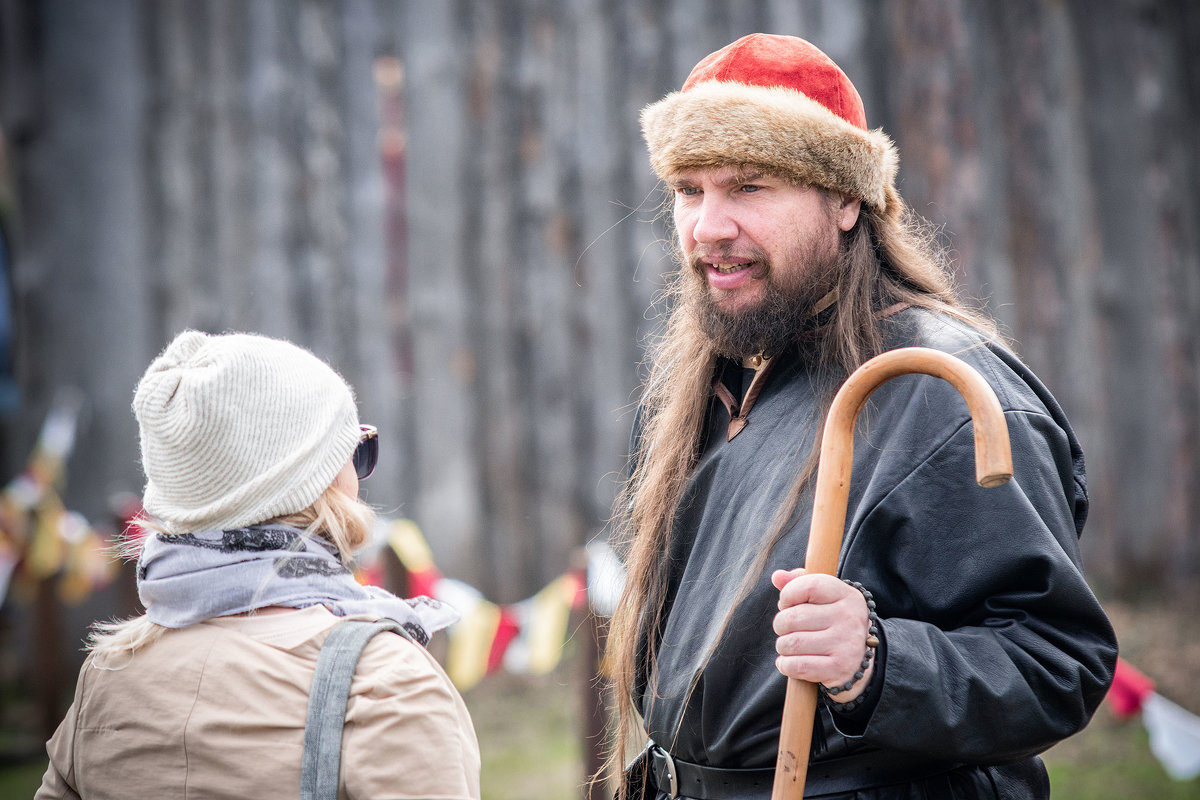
[36,605,480,799]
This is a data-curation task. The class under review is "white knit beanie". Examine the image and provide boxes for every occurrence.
[133,330,362,533]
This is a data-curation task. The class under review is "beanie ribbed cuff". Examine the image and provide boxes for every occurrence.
[140,414,360,534]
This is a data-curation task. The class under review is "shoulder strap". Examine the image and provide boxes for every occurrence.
[300,619,407,800]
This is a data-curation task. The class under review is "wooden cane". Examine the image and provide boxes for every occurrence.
[770,347,1014,800]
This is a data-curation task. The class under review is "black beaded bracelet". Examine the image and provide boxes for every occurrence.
[817,579,880,706]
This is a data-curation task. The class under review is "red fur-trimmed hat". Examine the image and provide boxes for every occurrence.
[641,33,898,211]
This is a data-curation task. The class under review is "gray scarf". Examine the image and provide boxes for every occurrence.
[136,524,458,646]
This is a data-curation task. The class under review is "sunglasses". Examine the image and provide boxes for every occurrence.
[353,424,379,480]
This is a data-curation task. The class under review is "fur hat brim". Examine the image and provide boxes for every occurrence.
[641,81,898,211]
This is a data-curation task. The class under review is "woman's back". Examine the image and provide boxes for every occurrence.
[37,605,480,800]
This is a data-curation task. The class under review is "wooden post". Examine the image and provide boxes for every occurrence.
[32,536,63,742]
[580,587,609,799]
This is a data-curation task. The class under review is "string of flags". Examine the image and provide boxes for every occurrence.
[5,402,1200,780]
[364,518,609,691]
[0,392,119,606]
[1106,657,1200,780]
[0,396,626,694]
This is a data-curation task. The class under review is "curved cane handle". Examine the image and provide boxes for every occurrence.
[771,347,1013,799]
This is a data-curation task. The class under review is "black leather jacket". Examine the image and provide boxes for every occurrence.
[632,308,1117,799]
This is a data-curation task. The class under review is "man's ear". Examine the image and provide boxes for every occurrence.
[837,195,861,232]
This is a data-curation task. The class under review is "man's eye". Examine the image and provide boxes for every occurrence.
[676,186,700,196]
[740,184,762,193]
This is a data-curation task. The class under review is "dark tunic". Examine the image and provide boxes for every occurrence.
[634,307,1117,799]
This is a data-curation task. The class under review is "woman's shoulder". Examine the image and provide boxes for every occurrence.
[199,604,345,651]
[351,619,457,690]
[340,619,481,798]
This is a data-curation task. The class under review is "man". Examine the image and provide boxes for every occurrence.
[609,34,1117,799]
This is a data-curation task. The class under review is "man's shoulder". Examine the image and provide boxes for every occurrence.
[886,307,1015,376]
[883,306,1065,420]
[885,306,1000,352]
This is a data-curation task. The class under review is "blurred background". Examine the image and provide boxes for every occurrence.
[0,0,1197,798]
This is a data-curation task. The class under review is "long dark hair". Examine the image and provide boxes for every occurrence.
[604,185,998,792]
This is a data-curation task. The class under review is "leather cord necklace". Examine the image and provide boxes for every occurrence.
[711,293,913,442]
[711,288,840,441]
[713,353,776,441]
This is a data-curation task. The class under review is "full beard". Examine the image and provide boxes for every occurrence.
[683,234,843,360]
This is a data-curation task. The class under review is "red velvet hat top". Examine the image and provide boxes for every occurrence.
[682,33,868,131]
[641,34,896,210]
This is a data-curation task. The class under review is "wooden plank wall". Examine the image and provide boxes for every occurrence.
[1,0,402,555]
[1,0,1198,611]
[393,0,1200,599]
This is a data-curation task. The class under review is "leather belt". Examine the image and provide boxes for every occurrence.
[646,743,960,799]
[648,745,772,798]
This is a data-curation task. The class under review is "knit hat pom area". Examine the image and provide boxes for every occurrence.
[133,330,361,534]
[640,33,898,211]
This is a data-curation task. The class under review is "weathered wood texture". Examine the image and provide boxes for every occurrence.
[1,0,1197,612]
[878,0,1200,594]
[0,0,402,556]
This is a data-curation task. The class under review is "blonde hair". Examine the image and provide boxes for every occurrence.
[88,484,375,667]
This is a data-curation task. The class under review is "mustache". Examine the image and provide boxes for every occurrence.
[685,246,772,279]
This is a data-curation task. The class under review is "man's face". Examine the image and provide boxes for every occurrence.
[669,165,859,358]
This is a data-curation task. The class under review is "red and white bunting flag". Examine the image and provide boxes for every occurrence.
[1108,657,1200,780]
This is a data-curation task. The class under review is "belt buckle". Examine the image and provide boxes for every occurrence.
[654,745,679,798]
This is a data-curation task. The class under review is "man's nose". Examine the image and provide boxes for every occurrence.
[688,196,739,244]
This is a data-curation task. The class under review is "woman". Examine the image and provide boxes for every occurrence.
[36,330,479,799]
